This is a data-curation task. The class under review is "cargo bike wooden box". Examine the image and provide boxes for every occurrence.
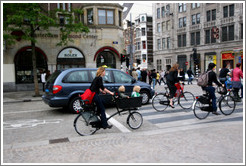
[74,96,143,136]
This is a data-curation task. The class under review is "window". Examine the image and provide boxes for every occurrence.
[137,42,141,50]
[166,20,170,30]
[136,28,140,37]
[191,13,200,25]
[87,8,93,25]
[142,41,146,49]
[212,9,216,20]
[113,71,132,83]
[192,3,200,9]
[118,11,122,26]
[59,14,69,26]
[141,28,146,36]
[157,23,161,33]
[161,6,165,17]
[222,25,234,42]
[206,10,211,22]
[162,22,166,32]
[157,8,160,19]
[179,3,186,12]
[178,34,186,47]
[167,37,170,49]
[57,3,71,11]
[157,39,161,50]
[223,5,234,18]
[241,23,243,39]
[191,32,200,45]
[64,71,89,83]
[157,59,162,71]
[98,9,114,25]
[141,16,145,22]
[179,17,186,28]
[162,38,165,49]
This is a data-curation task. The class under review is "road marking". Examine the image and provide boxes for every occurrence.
[3,109,57,115]
[106,113,131,133]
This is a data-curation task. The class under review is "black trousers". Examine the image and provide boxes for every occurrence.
[167,81,177,99]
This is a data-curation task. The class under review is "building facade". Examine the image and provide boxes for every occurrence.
[3,3,124,91]
[153,3,243,74]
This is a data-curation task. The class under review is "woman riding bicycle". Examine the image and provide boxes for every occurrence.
[166,63,179,108]
[90,67,114,129]
[202,63,223,115]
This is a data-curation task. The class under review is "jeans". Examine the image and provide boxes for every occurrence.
[92,93,108,128]
[203,86,217,112]
[152,78,156,89]
[188,77,193,84]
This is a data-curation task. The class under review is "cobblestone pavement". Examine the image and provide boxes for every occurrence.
[2,81,244,164]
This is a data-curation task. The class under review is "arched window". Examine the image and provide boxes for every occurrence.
[15,47,47,84]
[96,51,116,68]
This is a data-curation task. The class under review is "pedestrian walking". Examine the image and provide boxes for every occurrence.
[136,67,141,81]
[187,68,194,85]
[41,70,46,92]
[151,69,157,89]
[90,67,114,129]
[131,68,138,80]
[148,70,152,85]
[141,68,147,82]
[231,63,243,101]
[160,70,166,85]
[156,71,161,85]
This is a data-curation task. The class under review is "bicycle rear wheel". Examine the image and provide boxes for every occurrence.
[179,91,195,110]
[219,95,236,115]
[127,112,143,129]
[152,93,169,112]
[74,113,98,136]
[193,100,210,120]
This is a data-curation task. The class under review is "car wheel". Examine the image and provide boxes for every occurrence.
[69,96,82,114]
[140,90,150,105]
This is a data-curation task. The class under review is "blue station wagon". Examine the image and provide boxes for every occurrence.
[42,68,155,113]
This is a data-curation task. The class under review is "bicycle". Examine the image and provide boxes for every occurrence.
[74,95,143,136]
[192,86,236,120]
[152,82,195,112]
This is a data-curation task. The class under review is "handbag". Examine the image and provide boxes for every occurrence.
[80,89,95,104]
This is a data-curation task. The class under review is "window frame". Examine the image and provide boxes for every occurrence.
[98,9,114,25]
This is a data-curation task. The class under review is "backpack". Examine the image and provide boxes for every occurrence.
[197,70,212,87]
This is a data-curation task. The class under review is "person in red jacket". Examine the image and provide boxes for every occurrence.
[231,63,243,102]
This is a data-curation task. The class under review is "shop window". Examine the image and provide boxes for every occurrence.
[96,51,116,68]
[15,47,47,84]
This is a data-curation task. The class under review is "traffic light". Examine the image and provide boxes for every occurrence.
[121,54,126,64]
[126,57,129,67]
[193,48,198,65]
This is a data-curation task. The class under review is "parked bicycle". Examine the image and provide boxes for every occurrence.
[74,95,143,136]
[192,86,236,120]
[152,82,195,112]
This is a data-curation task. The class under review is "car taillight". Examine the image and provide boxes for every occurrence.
[53,85,62,94]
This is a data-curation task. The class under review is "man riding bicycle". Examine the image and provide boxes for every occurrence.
[202,63,223,115]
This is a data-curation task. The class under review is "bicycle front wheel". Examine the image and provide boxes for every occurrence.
[74,114,97,136]
[127,112,143,129]
[152,93,169,112]
[179,91,195,110]
[219,95,236,115]
[193,100,210,120]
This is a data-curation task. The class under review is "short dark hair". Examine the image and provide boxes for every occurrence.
[208,63,216,70]
[236,63,241,67]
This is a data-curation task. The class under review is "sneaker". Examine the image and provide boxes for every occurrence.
[212,111,220,115]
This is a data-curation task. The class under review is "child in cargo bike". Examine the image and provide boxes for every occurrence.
[131,85,141,97]
[118,85,130,98]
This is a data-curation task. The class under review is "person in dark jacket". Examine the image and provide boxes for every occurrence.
[202,63,223,115]
[141,68,147,82]
[187,68,194,85]
[219,63,230,84]
[166,63,179,108]
[90,67,114,129]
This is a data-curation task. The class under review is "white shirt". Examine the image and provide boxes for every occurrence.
[41,73,46,83]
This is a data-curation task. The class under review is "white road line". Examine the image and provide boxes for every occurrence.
[106,113,131,133]
[3,109,56,115]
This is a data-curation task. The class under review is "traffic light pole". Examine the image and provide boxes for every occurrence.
[129,13,133,74]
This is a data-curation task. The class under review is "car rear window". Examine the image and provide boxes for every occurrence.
[63,70,90,83]
[46,70,61,84]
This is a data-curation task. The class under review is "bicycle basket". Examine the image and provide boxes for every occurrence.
[81,111,100,124]
[217,86,227,95]
[116,97,143,109]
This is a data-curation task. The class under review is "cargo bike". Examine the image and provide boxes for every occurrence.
[74,95,143,136]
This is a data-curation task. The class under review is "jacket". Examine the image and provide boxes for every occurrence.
[232,67,243,82]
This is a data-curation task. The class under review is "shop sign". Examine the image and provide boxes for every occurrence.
[222,53,234,59]
[58,48,84,58]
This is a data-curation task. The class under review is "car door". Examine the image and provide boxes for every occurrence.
[112,70,135,97]
[89,70,114,105]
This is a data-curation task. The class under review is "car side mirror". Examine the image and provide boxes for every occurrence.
[131,78,136,84]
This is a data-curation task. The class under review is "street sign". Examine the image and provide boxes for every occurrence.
[185,62,188,65]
